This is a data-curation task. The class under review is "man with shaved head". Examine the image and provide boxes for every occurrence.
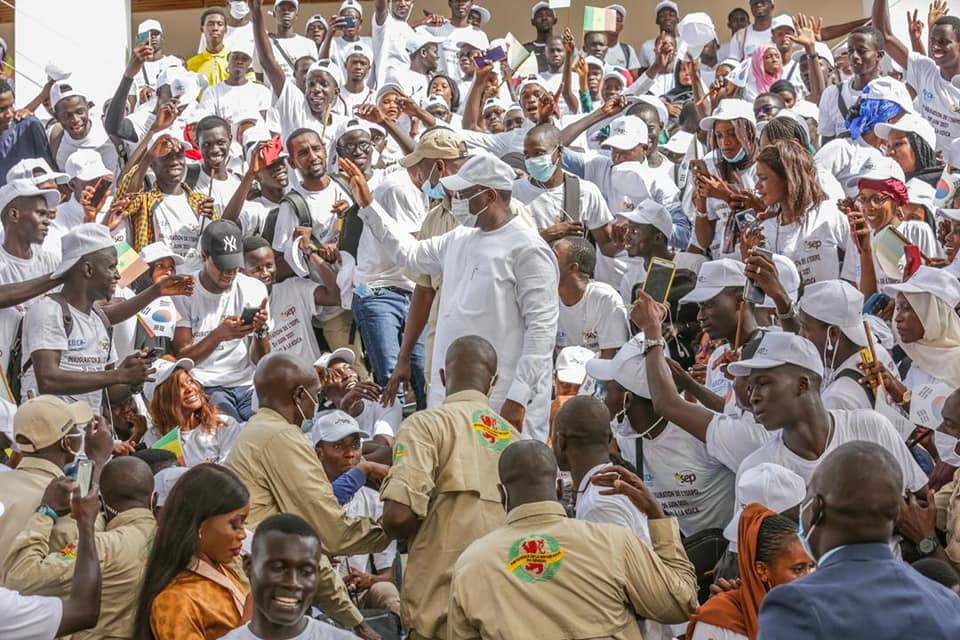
[2,457,156,639]
[380,335,519,640]
[226,352,388,638]
[758,442,960,638]
[448,440,698,639]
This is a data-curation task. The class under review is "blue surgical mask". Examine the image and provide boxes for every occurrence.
[524,151,557,182]
[797,497,819,561]
[420,163,445,200]
[721,147,748,164]
[294,387,318,434]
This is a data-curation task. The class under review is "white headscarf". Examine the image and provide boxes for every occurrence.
[895,291,960,387]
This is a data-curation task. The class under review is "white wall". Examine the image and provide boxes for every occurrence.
[14,0,130,110]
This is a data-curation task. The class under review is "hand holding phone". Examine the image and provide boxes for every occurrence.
[135,31,151,47]
[240,306,259,325]
[642,257,678,304]
[77,459,94,498]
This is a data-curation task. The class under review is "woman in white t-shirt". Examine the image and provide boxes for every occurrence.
[144,358,244,466]
[754,140,848,285]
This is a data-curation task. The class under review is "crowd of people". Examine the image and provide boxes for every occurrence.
[2,0,960,637]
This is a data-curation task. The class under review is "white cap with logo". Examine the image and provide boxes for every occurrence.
[0,179,61,215]
[799,280,868,347]
[601,115,649,151]
[586,335,652,399]
[5,158,69,185]
[64,149,112,182]
[886,265,960,310]
[723,463,807,545]
[727,332,825,378]
[309,409,370,447]
[619,200,673,239]
[144,358,194,402]
[556,346,596,385]
[700,99,756,130]
[680,258,746,304]
[52,222,116,279]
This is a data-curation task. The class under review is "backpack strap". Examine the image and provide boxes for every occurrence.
[837,80,851,122]
[268,34,298,70]
[620,42,631,67]
[184,164,202,192]
[834,369,876,408]
[561,172,581,223]
[330,174,364,259]
[20,293,74,378]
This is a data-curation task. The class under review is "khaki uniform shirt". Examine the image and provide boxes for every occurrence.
[448,501,699,640]
[3,507,156,640]
[226,407,389,628]
[0,457,65,571]
[380,390,520,639]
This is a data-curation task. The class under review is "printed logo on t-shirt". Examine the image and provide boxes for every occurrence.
[922,89,934,103]
[471,409,513,452]
[507,534,564,583]
[673,470,698,485]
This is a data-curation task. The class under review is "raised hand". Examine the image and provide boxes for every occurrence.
[354,103,385,124]
[156,273,195,297]
[908,9,924,41]
[338,158,373,207]
[929,0,949,28]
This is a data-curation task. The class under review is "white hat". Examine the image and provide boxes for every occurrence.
[886,265,960,309]
[440,152,516,193]
[759,253,800,310]
[860,76,916,115]
[44,61,71,83]
[799,280,868,347]
[586,335,651,398]
[5,158,69,185]
[845,155,906,190]
[309,409,369,447]
[517,74,549,97]
[940,208,960,223]
[790,99,820,121]
[609,3,629,17]
[717,57,741,71]
[339,0,363,16]
[676,251,707,275]
[677,13,716,58]
[620,200,673,239]
[482,97,508,114]
[680,258,745,304]
[531,1,552,19]
[144,358,194,402]
[471,5,491,25]
[556,346,595,385]
[601,67,629,88]
[602,115,649,151]
[307,14,329,28]
[140,241,185,266]
[865,313,895,350]
[723,463,806,544]
[275,0,299,8]
[406,29,446,55]
[770,14,796,33]
[630,94,669,128]
[64,149,112,182]
[137,19,163,34]
[334,116,370,142]
[307,59,343,87]
[661,130,693,155]
[52,222,116,279]
[906,178,936,212]
[584,55,605,68]
[874,113,937,151]
[50,81,86,109]
[457,28,489,52]
[422,94,449,110]
[153,467,188,507]
[374,81,404,104]
[314,347,356,368]
[343,41,374,63]
[0,179,60,215]
[700,99,756,131]
[791,41,834,67]
[225,33,255,59]
[727,332,825,378]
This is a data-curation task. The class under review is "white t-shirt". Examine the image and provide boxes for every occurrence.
[418,24,488,79]
[613,418,736,535]
[55,116,119,176]
[690,623,749,640]
[607,41,642,69]
[271,181,353,252]
[354,399,401,438]
[143,415,245,466]
[704,412,777,473]
[759,200,849,286]
[21,296,117,414]
[576,462,651,545]
[199,81,272,120]
[0,249,60,374]
[372,11,414,86]
[0,587,63,640]
[194,172,243,221]
[385,66,431,105]
[133,54,185,92]
[267,277,323,364]
[840,220,940,288]
[736,409,928,491]
[265,34,317,82]
[336,485,397,577]
[510,174,614,232]
[151,191,203,260]
[817,79,863,139]
[705,344,735,408]
[237,195,279,238]
[557,281,629,352]
[220,618,355,640]
[814,137,884,198]
[173,272,269,388]
[329,35,374,70]
[273,80,346,145]
[720,26,773,61]
[341,86,376,116]
[680,153,757,259]
[906,51,960,152]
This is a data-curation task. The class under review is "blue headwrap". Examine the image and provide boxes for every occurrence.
[845,98,905,141]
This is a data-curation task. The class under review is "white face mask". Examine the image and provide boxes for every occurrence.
[229,0,250,19]
[450,190,489,228]
[935,430,960,467]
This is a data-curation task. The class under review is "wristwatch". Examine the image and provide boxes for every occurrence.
[918,535,940,556]
[643,337,667,355]
[778,301,798,321]
[36,504,59,522]
[900,390,912,407]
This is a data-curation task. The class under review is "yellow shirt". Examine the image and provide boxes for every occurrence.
[448,501,699,640]
[186,49,230,87]
[380,389,520,639]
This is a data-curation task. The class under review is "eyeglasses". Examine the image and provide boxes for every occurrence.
[854,193,892,209]
[754,104,778,116]
[338,140,372,154]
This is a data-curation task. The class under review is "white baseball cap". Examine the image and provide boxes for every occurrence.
[630,95,669,128]
[5,158,69,185]
[680,258,746,304]
[406,29,446,55]
[307,14,329,28]
[50,81,86,109]
[585,335,652,398]
[661,130,693,156]
[677,13,716,58]
[727,331,825,378]
[137,19,163,34]
[309,409,369,447]
[44,61,72,83]
[374,81,404,105]
[873,112,937,151]
[334,116,371,142]
[516,74,549,97]
[886,265,960,310]
[860,76,916,115]
[609,3,629,17]
[0,179,61,216]
[457,28,489,52]
[440,152,517,193]
[275,0,299,8]
[225,33,255,59]
[307,59,343,87]
[64,149,112,182]
[700,99,756,131]
[620,200,673,239]
[906,178,936,212]
[140,241,185,266]
[601,67,629,88]
[789,99,820,122]
[339,0,363,16]
[144,358,194,402]
[799,280,869,347]
[601,115,649,151]
[651,1,675,16]
[790,41,834,66]
[52,222,116,279]
[530,1,552,19]
[344,41,374,63]
[845,155,906,190]
[153,467,189,508]
[482,97,508,114]
[471,5,491,25]
[584,55,605,68]
[314,347,356,369]
[422,94,449,110]
[759,253,800,310]
[770,14,796,33]
[556,346,596,385]
[723,462,806,544]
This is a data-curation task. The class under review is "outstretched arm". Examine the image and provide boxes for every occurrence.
[872,0,910,70]
[249,0,287,96]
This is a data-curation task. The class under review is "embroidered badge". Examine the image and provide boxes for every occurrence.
[507,535,564,583]
[394,443,407,461]
[57,542,78,562]
[471,410,513,451]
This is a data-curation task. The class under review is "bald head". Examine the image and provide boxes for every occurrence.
[526,123,562,149]
[100,456,154,510]
[554,396,611,447]
[255,352,318,399]
[498,441,559,511]
[441,335,498,396]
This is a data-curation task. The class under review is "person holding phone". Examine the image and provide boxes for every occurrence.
[326,0,373,71]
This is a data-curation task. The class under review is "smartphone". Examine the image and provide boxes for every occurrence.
[735,208,759,234]
[240,306,259,325]
[135,31,150,47]
[863,292,891,316]
[642,257,678,303]
[147,347,165,360]
[689,159,708,175]
[77,459,94,498]
[90,176,113,212]
[341,15,356,29]
[743,246,771,305]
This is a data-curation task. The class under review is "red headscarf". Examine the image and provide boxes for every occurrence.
[686,503,778,640]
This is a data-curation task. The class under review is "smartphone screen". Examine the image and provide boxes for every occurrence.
[744,246,771,305]
[135,31,150,47]
[643,258,677,303]
[485,46,507,63]
[689,159,708,175]
[735,208,758,234]
[91,176,113,211]
[77,459,94,498]
[342,15,356,29]
[240,307,258,325]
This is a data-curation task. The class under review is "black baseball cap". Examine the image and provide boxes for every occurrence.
[200,220,244,271]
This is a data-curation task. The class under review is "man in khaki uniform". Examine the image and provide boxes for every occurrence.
[3,457,156,640]
[448,440,699,639]
[381,335,520,640]
[226,353,388,637]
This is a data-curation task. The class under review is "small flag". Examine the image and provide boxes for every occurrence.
[115,241,149,289]
[514,54,540,79]
[727,59,750,88]
[151,427,185,465]
[872,226,909,280]
[933,164,955,208]
[504,32,531,70]
[583,6,616,32]
[137,297,180,339]
[549,0,571,8]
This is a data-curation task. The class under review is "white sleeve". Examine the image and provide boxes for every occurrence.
[458,128,521,156]
[581,182,614,230]
[274,80,306,139]
[838,234,860,283]
[23,299,68,355]
[691,622,750,640]
[705,413,774,472]
[358,200,448,276]
[904,51,935,97]
[0,587,63,640]
[867,412,928,492]
[816,85,842,138]
[595,291,630,350]
[270,201,298,251]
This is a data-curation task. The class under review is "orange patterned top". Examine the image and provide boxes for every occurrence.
[150,565,249,640]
